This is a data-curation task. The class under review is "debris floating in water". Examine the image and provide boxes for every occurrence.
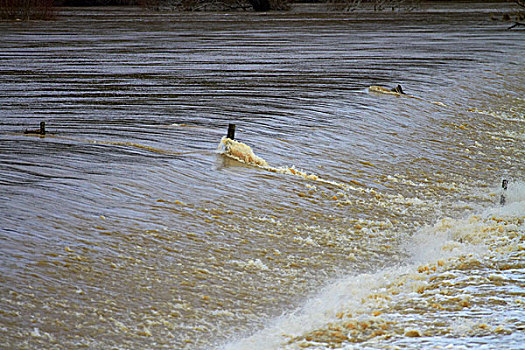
[369,85,405,96]
[368,85,447,107]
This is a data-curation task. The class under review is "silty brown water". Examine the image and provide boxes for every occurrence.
[0,4,524,350]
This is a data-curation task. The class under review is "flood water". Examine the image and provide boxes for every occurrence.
[0,4,524,350]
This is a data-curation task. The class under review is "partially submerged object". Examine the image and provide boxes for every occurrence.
[24,121,46,135]
[369,84,406,96]
[369,84,447,107]
[217,124,355,190]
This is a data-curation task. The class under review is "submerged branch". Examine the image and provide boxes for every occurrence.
[507,21,525,29]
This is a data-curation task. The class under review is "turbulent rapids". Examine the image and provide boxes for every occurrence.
[218,136,354,189]
[217,136,376,196]
[1,5,524,350]
[224,196,525,350]
[217,108,524,350]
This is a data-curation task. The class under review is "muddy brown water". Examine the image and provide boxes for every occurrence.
[0,4,524,350]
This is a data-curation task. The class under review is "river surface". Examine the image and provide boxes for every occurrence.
[0,4,524,350]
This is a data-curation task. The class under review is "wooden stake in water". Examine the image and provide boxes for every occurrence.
[227,123,236,140]
[24,121,46,135]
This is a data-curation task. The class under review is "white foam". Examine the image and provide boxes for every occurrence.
[218,181,525,350]
[217,137,354,190]
[219,266,410,350]
[230,258,269,272]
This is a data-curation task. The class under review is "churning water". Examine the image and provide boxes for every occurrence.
[0,4,524,350]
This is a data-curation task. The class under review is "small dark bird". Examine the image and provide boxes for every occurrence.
[500,179,508,205]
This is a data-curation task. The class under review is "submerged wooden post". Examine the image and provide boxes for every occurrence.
[500,179,508,205]
[227,123,235,140]
[24,121,46,135]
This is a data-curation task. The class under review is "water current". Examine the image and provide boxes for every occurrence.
[0,3,524,350]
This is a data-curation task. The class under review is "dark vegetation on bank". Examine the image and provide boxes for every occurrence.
[1,0,55,20]
[1,0,524,23]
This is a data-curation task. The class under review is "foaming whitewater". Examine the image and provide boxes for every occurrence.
[217,136,462,210]
[220,182,525,350]
[218,137,269,168]
[218,137,356,190]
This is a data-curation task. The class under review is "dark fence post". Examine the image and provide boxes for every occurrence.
[227,123,236,140]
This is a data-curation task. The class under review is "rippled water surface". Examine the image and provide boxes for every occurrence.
[0,4,524,350]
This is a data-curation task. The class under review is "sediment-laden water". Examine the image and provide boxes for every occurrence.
[0,4,523,350]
